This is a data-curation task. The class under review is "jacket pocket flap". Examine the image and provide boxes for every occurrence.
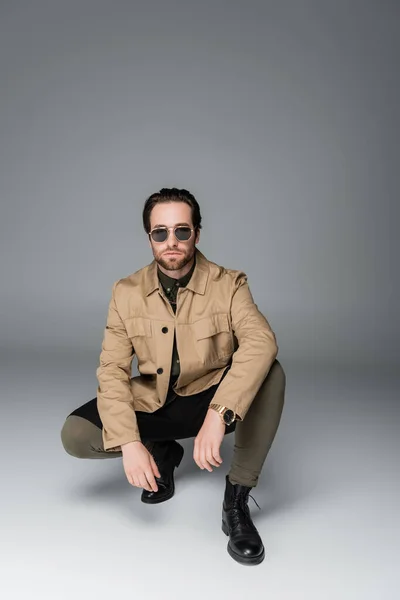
[193,313,230,340]
[124,317,152,337]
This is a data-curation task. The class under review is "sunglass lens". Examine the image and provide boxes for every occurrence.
[175,227,192,241]
[151,229,168,242]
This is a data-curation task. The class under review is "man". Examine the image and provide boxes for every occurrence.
[61,187,285,566]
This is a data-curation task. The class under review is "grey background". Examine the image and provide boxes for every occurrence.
[1,0,398,368]
[0,1,398,599]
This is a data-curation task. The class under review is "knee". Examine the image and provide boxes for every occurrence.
[254,359,286,409]
[271,359,286,391]
[60,415,94,458]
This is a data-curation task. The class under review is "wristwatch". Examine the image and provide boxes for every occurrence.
[209,403,236,426]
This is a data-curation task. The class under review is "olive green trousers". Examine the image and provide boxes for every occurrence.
[61,359,285,487]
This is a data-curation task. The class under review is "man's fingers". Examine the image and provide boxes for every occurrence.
[145,470,158,492]
[128,471,156,492]
[206,451,217,468]
[150,454,161,479]
[207,450,221,468]
[201,450,213,472]
[212,449,223,465]
[193,440,202,469]
[138,473,152,492]
[194,439,216,471]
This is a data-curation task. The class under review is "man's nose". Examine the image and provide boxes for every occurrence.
[167,232,179,246]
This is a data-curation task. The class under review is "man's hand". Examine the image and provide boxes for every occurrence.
[121,441,161,492]
[193,409,225,471]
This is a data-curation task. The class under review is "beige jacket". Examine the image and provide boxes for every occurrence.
[96,249,278,451]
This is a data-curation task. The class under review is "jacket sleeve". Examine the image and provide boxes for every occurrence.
[96,281,141,451]
[211,272,278,420]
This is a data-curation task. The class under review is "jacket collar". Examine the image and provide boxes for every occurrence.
[143,248,209,296]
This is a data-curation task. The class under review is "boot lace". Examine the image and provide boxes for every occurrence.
[230,492,261,530]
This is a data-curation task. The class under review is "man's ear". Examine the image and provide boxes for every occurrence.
[195,228,201,244]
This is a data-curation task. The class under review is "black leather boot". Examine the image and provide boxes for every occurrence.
[141,440,184,504]
[222,474,265,565]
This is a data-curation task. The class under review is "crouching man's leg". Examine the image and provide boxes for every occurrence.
[222,359,286,565]
[229,358,286,487]
[60,398,122,459]
[60,397,184,504]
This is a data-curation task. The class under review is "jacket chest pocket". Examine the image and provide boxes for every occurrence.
[124,317,153,363]
[192,313,234,365]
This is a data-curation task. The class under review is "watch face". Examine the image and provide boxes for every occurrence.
[223,409,235,425]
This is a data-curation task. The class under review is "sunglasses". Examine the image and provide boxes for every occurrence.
[149,226,195,243]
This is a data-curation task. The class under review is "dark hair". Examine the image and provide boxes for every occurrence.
[142,187,202,234]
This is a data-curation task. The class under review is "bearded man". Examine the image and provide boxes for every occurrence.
[61,187,285,566]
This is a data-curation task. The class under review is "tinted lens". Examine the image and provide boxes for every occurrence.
[175,227,192,241]
[151,228,168,242]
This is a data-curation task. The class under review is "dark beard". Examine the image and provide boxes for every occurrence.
[156,252,193,272]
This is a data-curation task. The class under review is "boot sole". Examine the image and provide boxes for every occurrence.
[222,520,265,565]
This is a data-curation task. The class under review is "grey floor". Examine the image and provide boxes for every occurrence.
[1,351,398,600]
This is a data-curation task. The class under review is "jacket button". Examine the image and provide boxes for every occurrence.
[162,327,168,334]
[157,368,164,375]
